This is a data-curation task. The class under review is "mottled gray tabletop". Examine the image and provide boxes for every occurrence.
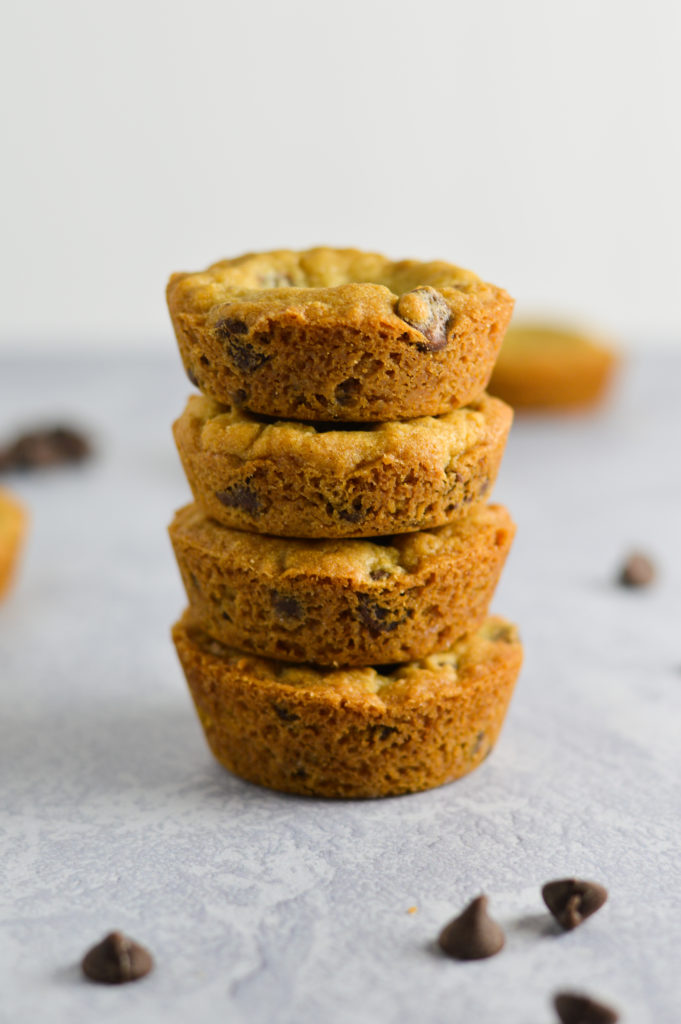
[1,351,680,1024]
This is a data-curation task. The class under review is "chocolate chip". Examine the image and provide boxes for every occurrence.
[337,499,365,524]
[272,703,300,723]
[438,895,505,960]
[229,339,270,373]
[215,317,249,336]
[542,878,608,930]
[214,317,270,373]
[397,286,451,352]
[335,377,361,405]
[554,992,619,1024]
[186,365,199,387]
[471,730,486,755]
[618,551,656,587]
[369,568,392,581]
[215,483,262,516]
[0,425,91,472]
[356,594,405,636]
[81,931,153,984]
[369,724,398,741]
[271,593,304,621]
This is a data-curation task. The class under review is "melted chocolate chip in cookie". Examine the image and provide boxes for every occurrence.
[397,286,451,352]
[215,483,263,516]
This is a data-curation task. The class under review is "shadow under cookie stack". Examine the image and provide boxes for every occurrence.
[167,248,522,799]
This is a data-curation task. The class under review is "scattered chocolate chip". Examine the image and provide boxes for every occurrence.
[618,551,656,588]
[554,992,619,1024]
[356,594,405,636]
[185,365,199,387]
[438,895,505,960]
[396,286,451,352]
[0,425,91,472]
[271,593,304,621]
[335,377,361,405]
[542,878,608,930]
[272,703,300,723]
[81,931,153,985]
[215,483,262,516]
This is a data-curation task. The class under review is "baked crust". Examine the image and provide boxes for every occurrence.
[489,322,618,409]
[172,611,523,798]
[169,503,515,666]
[173,392,512,538]
[0,488,27,600]
[167,247,514,421]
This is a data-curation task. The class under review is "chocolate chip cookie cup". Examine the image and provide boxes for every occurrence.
[489,321,618,410]
[167,247,514,421]
[172,613,523,799]
[169,503,515,666]
[173,392,512,538]
[0,488,27,600]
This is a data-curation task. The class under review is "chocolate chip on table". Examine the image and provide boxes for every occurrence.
[0,426,91,472]
[438,895,505,960]
[618,551,656,587]
[554,992,619,1024]
[396,286,451,352]
[542,878,608,930]
[81,931,153,984]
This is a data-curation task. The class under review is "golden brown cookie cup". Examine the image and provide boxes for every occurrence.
[0,489,27,600]
[169,503,515,667]
[173,393,512,539]
[173,612,523,798]
[167,247,514,421]
[489,322,618,410]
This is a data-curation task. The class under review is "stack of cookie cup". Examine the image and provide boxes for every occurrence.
[167,248,522,799]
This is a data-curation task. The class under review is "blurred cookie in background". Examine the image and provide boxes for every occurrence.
[0,488,28,601]
[489,321,619,411]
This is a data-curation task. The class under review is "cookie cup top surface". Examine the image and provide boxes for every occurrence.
[167,248,514,420]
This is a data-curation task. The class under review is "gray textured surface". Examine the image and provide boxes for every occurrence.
[1,351,680,1023]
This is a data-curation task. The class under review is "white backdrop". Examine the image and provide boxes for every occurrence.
[1,0,680,351]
